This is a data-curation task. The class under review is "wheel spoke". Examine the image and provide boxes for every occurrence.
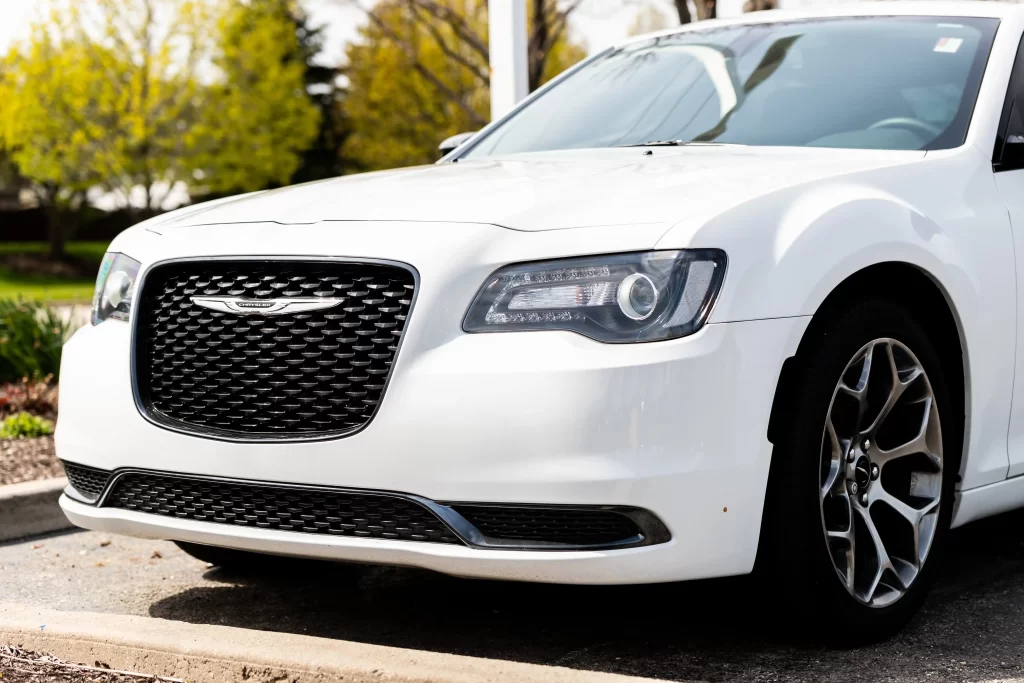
[862,342,906,436]
[872,485,939,566]
[825,492,855,591]
[838,343,874,427]
[871,396,941,468]
[855,504,897,603]
[872,485,938,528]
[821,418,844,498]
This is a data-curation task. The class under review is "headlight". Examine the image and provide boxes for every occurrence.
[92,253,142,325]
[464,250,726,343]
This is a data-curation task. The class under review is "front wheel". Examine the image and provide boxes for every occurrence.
[759,299,958,640]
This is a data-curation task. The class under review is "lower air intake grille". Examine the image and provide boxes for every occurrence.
[104,472,462,544]
[61,461,111,502]
[453,505,643,547]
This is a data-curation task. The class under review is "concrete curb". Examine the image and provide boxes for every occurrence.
[0,478,72,543]
[0,602,664,683]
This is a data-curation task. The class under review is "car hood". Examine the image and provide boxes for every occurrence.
[147,147,925,234]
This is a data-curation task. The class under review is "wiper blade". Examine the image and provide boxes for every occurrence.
[616,140,738,148]
[618,139,687,147]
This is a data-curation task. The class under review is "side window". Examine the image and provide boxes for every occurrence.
[994,34,1024,171]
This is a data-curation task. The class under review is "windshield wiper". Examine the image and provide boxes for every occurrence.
[618,139,687,147]
[615,140,739,148]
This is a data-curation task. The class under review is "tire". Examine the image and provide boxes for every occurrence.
[757,298,959,641]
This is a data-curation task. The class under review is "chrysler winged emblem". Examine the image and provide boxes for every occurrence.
[190,296,345,316]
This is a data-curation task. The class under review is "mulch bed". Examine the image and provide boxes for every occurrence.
[0,436,62,486]
[0,646,177,682]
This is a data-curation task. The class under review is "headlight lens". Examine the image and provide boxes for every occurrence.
[92,253,142,325]
[464,250,726,343]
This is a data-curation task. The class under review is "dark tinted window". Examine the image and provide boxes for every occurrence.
[462,16,997,157]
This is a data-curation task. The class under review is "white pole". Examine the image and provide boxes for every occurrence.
[489,0,528,122]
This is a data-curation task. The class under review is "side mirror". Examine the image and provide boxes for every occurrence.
[438,131,476,158]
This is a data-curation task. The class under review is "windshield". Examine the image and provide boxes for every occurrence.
[460,16,997,157]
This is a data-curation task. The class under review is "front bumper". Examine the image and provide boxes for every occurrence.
[58,312,806,584]
[57,221,808,584]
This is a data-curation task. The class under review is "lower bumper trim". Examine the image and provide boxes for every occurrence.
[59,462,670,551]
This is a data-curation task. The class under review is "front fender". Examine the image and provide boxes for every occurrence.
[657,146,1016,490]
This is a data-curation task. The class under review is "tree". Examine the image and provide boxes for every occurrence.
[185,0,321,195]
[0,0,320,257]
[288,2,350,183]
[672,0,714,25]
[743,0,776,13]
[342,0,586,171]
[0,18,113,257]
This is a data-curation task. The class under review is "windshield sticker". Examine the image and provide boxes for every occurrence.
[934,37,963,54]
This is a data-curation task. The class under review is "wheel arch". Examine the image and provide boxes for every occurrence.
[767,261,968,478]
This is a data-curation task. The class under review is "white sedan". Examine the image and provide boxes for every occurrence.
[58,2,1024,638]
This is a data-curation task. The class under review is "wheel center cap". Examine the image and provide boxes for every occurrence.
[854,456,872,491]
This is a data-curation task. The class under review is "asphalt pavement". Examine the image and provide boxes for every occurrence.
[4,509,1024,683]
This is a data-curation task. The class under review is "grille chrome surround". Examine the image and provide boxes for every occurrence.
[132,258,417,441]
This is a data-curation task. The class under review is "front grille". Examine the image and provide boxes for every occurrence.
[105,472,462,544]
[61,461,111,502]
[135,260,415,439]
[453,505,642,546]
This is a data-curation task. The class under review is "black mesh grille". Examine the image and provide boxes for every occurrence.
[453,505,642,546]
[105,473,462,544]
[135,260,415,438]
[61,461,111,501]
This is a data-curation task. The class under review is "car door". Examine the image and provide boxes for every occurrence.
[994,34,1024,478]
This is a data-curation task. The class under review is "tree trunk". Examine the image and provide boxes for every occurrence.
[45,204,65,261]
[528,0,548,91]
[673,0,692,25]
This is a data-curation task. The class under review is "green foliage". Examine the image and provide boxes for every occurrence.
[189,0,321,194]
[0,299,73,382]
[343,0,587,172]
[0,271,94,303]
[288,2,349,184]
[0,23,106,196]
[0,412,55,439]
[0,242,109,263]
[0,0,322,211]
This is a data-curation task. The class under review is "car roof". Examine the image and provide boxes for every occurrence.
[616,1,1019,49]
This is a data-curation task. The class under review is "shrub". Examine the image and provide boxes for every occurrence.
[0,412,54,439]
[0,376,59,420]
[0,299,73,383]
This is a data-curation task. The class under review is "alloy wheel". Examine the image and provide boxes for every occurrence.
[819,338,943,608]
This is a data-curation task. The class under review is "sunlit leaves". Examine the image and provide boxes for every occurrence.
[0,0,320,208]
[343,0,586,172]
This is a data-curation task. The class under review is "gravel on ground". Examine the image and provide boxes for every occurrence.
[0,645,175,682]
[0,437,61,486]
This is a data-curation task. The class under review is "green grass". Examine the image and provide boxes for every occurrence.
[0,241,109,303]
[0,241,110,262]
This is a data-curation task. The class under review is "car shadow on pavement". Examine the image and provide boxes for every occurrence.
[148,508,1024,683]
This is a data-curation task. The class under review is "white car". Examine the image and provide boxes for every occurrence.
[58,1,1024,637]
